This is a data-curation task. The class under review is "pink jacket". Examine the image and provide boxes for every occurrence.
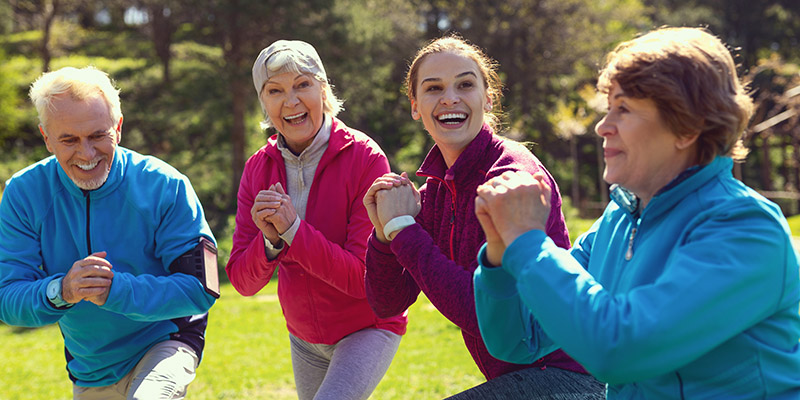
[226,118,407,344]
[365,126,586,379]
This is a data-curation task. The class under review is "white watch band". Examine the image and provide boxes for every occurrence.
[383,215,416,240]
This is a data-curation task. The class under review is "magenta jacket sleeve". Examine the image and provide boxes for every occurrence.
[225,154,279,296]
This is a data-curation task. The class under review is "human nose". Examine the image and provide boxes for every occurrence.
[595,114,614,138]
[440,87,460,106]
[77,139,96,159]
[285,90,300,107]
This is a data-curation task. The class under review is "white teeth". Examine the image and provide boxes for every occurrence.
[284,113,306,120]
[76,160,99,170]
[437,113,467,121]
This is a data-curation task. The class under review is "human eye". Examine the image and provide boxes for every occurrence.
[606,98,626,115]
[61,137,78,145]
[297,80,311,89]
[266,87,281,95]
[424,84,442,93]
[91,131,109,140]
[458,80,475,89]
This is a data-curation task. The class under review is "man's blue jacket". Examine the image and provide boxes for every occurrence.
[0,147,217,386]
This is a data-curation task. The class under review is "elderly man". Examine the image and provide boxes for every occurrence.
[0,66,219,399]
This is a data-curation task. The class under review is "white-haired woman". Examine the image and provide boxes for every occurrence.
[225,40,406,400]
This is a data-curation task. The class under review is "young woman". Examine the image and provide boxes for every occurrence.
[226,40,406,400]
[363,36,602,399]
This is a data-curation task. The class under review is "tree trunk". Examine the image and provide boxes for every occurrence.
[224,5,247,213]
[41,0,59,73]
[570,135,579,208]
[76,2,97,29]
[596,135,608,203]
[231,77,247,209]
[149,4,173,85]
[760,132,774,191]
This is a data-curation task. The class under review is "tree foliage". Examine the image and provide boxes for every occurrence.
[1,0,798,233]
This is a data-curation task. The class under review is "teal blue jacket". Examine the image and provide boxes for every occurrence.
[474,156,800,398]
[0,147,216,386]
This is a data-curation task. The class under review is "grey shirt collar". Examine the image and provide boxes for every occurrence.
[276,115,332,162]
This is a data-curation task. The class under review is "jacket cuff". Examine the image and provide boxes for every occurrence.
[474,244,519,297]
[279,216,301,246]
[369,229,393,255]
[263,234,284,260]
[503,229,550,279]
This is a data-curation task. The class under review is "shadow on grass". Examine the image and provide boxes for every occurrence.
[11,326,43,334]
[0,321,45,334]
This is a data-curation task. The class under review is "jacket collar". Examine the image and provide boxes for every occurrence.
[56,147,126,200]
[265,116,354,169]
[417,123,493,182]
[276,115,332,163]
[611,156,733,219]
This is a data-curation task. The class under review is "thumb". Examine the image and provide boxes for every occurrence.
[474,198,498,237]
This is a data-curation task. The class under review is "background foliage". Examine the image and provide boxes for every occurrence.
[2,0,799,231]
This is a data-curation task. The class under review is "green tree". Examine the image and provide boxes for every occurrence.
[643,0,800,66]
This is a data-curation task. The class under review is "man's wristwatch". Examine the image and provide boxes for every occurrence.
[46,277,74,308]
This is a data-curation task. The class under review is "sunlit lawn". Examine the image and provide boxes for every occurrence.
[788,214,800,236]
[0,282,483,400]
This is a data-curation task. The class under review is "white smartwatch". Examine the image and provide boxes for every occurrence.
[383,215,416,241]
[46,277,74,309]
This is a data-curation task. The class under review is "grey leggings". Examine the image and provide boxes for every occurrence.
[445,366,606,400]
[289,328,401,400]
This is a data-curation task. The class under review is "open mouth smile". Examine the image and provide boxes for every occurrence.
[436,112,468,127]
[284,112,308,125]
[73,159,101,172]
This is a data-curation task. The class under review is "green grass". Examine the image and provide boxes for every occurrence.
[0,282,483,399]
[567,217,596,244]
[787,214,800,237]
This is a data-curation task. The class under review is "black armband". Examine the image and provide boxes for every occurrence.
[169,237,220,298]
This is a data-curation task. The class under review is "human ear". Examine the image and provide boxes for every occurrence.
[676,131,700,150]
[410,99,420,120]
[115,116,123,144]
[39,125,53,153]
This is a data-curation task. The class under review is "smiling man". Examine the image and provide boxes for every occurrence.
[0,66,219,400]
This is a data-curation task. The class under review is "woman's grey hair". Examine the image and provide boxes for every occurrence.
[254,47,344,130]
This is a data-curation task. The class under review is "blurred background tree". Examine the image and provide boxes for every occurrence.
[1,0,798,255]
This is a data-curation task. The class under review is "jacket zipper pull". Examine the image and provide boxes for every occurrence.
[625,227,637,260]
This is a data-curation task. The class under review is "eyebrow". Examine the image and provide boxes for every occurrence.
[56,129,109,139]
[420,71,478,85]
[457,71,478,79]
[266,73,312,85]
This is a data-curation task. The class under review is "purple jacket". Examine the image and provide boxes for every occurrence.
[365,125,586,380]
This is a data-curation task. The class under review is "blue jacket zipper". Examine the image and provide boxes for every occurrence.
[84,191,92,254]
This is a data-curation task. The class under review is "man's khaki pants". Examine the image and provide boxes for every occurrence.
[72,340,198,400]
